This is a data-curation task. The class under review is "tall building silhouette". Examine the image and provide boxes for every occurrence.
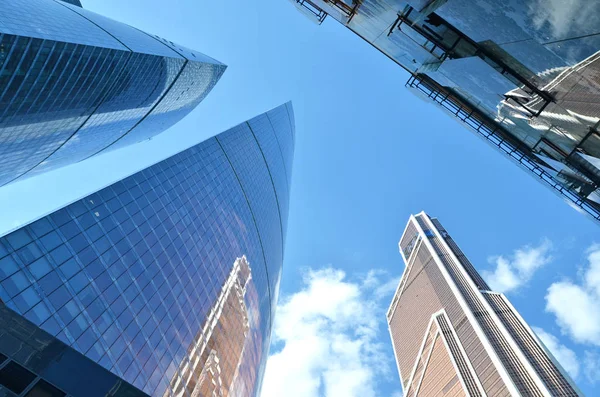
[290,0,600,224]
[387,212,582,396]
[0,102,294,396]
[0,0,225,186]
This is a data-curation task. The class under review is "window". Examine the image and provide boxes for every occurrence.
[0,242,8,259]
[2,271,30,297]
[24,379,66,397]
[5,229,32,250]
[13,287,41,313]
[28,257,52,280]
[49,245,71,266]
[28,219,53,238]
[0,361,36,394]
[0,255,18,279]
[40,232,62,252]
[17,243,43,265]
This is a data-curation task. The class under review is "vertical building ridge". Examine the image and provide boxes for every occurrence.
[388,212,581,396]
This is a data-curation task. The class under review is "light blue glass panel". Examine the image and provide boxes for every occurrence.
[103,61,225,153]
[61,2,183,59]
[30,55,186,173]
[0,0,126,50]
[0,104,294,397]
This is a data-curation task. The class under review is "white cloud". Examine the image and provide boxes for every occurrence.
[483,239,552,293]
[532,327,579,379]
[261,267,398,397]
[545,245,600,346]
[528,0,600,39]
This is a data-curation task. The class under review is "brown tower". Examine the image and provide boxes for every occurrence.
[387,212,582,397]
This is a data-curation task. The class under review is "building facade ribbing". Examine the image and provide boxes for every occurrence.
[0,0,225,186]
[387,212,582,396]
[0,102,295,396]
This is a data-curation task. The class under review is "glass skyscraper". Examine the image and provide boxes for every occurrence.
[0,303,147,397]
[291,0,600,224]
[0,0,225,187]
[0,102,295,397]
[388,212,582,396]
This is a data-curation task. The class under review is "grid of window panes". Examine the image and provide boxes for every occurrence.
[0,103,293,397]
[0,0,225,186]
[0,303,148,397]
[104,60,223,154]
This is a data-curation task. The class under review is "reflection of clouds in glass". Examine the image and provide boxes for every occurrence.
[528,0,600,39]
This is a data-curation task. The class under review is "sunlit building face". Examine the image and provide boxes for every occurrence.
[0,103,295,396]
[388,212,582,396]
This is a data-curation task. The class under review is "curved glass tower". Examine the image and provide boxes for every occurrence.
[0,0,225,186]
[0,102,295,397]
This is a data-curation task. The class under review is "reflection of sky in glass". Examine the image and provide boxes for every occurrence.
[308,0,600,211]
[0,0,225,187]
[0,104,294,396]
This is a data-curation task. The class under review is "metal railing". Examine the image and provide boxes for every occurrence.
[292,0,328,24]
[406,74,600,223]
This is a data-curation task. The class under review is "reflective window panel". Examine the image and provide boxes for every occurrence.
[0,0,226,186]
[0,102,295,397]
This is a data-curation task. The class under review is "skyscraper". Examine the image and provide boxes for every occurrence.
[387,212,582,396]
[0,302,147,397]
[0,102,295,396]
[290,0,600,223]
[0,0,225,186]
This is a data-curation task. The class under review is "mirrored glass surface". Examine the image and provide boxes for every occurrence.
[0,103,294,397]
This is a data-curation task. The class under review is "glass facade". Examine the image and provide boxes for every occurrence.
[387,213,582,396]
[0,0,226,186]
[59,0,82,6]
[0,302,148,397]
[292,0,600,222]
[0,102,295,397]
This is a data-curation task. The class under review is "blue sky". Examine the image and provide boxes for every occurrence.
[1,0,599,395]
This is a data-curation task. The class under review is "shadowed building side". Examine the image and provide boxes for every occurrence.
[0,303,148,397]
